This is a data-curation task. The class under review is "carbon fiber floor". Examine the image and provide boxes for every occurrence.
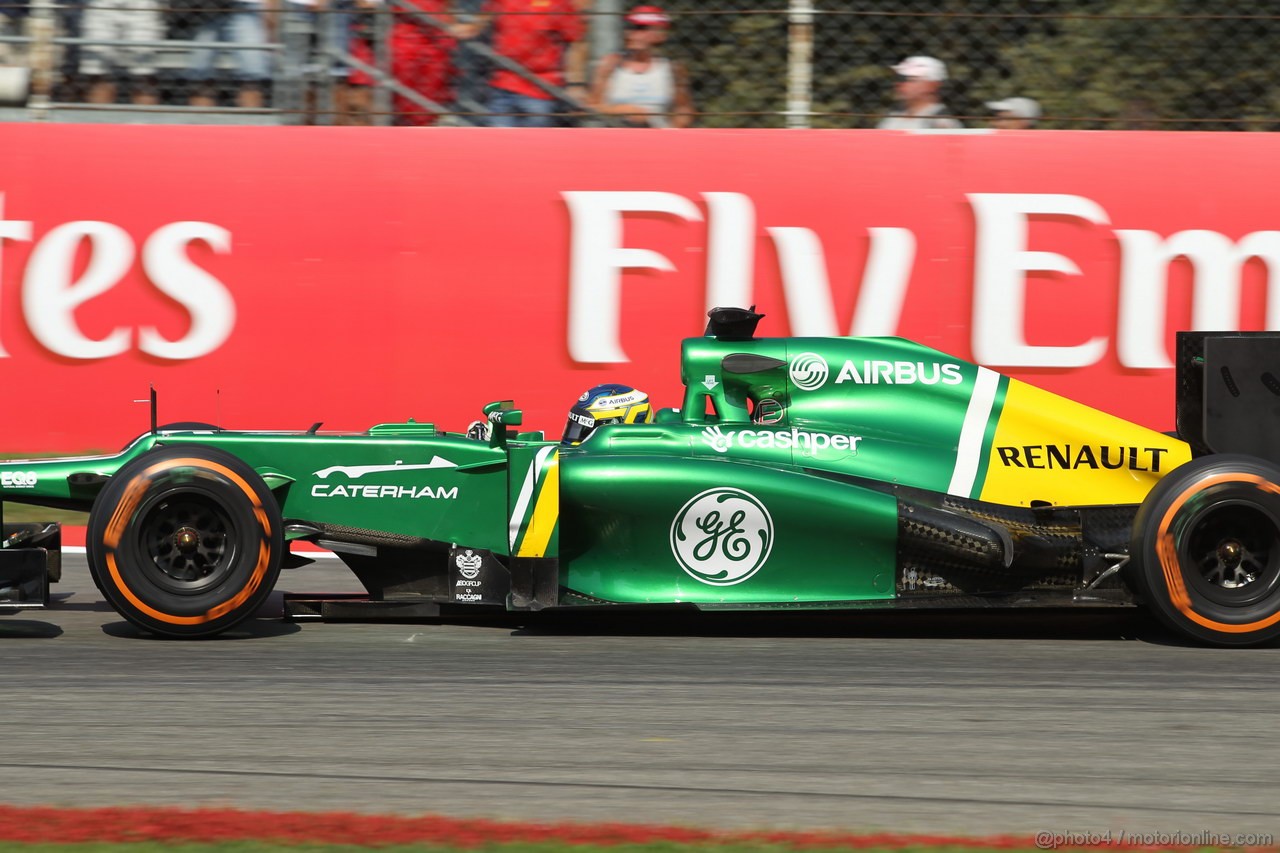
[2,554,1278,836]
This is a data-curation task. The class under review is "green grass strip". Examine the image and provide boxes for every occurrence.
[0,451,91,525]
[0,505,86,525]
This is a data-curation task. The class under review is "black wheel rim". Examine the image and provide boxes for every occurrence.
[135,491,238,595]
[1181,499,1280,608]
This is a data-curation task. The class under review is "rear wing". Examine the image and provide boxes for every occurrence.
[1177,331,1280,462]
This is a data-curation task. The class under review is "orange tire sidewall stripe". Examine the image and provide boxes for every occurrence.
[1155,472,1280,634]
[103,457,274,627]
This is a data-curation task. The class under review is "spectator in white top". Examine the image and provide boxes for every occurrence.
[986,96,1040,129]
[80,0,163,104]
[877,55,961,130]
[588,4,693,128]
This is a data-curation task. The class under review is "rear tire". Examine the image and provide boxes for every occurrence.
[1130,454,1280,646]
[87,445,282,638]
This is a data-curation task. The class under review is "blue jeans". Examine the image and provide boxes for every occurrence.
[487,86,556,128]
[188,11,269,82]
[283,6,351,79]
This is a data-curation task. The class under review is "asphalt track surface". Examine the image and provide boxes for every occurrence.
[3,554,1280,838]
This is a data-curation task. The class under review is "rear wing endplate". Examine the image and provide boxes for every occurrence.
[1177,331,1280,462]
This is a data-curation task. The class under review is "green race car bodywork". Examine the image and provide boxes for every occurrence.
[4,309,1280,646]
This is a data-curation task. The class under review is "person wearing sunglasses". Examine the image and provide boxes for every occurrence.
[588,4,693,128]
[877,55,962,130]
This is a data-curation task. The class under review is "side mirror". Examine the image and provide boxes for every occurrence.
[487,408,523,427]
[482,401,522,448]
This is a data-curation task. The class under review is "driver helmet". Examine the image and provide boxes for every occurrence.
[563,383,654,445]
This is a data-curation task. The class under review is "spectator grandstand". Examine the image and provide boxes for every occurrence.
[0,0,1275,128]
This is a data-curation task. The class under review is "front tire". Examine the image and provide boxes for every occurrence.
[87,445,283,638]
[1130,454,1280,646]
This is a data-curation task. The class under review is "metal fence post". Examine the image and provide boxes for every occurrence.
[372,1,391,125]
[786,0,813,129]
[578,0,618,127]
[276,7,304,120]
[26,0,56,118]
[593,0,620,66]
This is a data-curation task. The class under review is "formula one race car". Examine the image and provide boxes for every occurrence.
[4,308,1280,646]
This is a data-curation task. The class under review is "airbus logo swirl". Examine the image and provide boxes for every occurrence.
[670,488,774,586]
[789,352,829,390]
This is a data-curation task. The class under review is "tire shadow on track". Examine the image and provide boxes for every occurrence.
[505,608,1203,645]
[54,600,119,614]
[100,618,302,641]
[0,618,64,639]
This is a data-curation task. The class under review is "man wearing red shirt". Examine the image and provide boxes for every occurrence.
[461,0,588,126]
[349,0,457,126]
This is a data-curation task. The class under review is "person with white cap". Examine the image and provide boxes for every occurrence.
[589,5,694,128]
[986,96,1041,129]
[877,55,961,130]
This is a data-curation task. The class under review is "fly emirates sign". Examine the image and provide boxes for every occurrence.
[1,190,1277,369]
[0,194,234,361]
[564,191,1280,369]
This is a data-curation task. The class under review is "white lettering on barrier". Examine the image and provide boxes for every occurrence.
[563,191,915,362]
[704,191,755,316]
[854,227,918,336]
[6,189,1279,374]
[24,220,135,359]
[564,190,1280,372]
[139,222,236,360]
[767,225,915,337]
[563,191,703,363]
[1116,229,1280,369]
[0,194,33,358]
[968,193,1111,369]
[0,195,235,361]
[768,226,839,337]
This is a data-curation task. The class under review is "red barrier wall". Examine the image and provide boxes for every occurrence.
[1,126,1277,452]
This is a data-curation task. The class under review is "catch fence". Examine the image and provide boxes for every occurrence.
[0,0,1274,128]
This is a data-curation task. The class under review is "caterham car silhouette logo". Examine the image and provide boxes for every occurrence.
[788,352,829,391]
[310,457,461,500]
[670,488,774,586]
[456,550,482,579]
[313,457,457,479]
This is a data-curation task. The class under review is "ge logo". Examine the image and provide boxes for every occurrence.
[789,352,828,391]
[670,488,774,586]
